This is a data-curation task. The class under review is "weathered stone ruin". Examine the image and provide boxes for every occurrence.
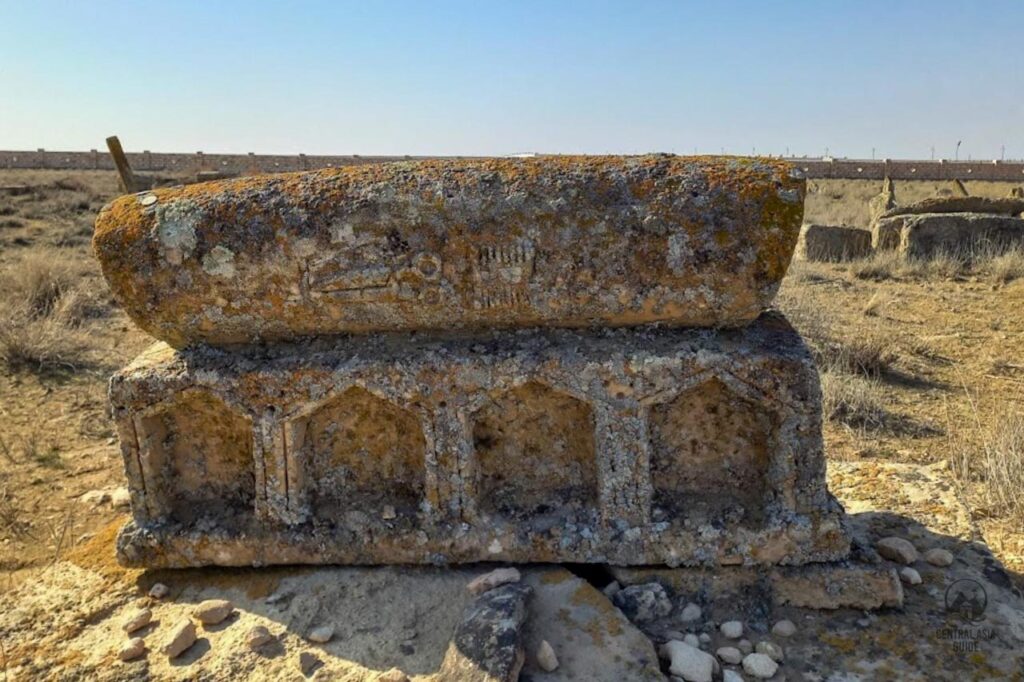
[871,179,1024,257]
[94,156,870,581]
[795,224,872,262]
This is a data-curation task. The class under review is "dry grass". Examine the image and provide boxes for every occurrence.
[850,244,1024,283]
[949,395,1024,525]
[0,249,103,371]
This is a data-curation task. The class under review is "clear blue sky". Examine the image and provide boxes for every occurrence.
[2,1,1022,159]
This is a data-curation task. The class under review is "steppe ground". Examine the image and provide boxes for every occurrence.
[0,168,1021,593]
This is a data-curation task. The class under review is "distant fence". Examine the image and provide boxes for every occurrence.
[3,149,1024,182]
[0,149,439,175]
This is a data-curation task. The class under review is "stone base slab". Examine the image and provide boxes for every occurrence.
[610,562,904,610]
[111,313,850,568]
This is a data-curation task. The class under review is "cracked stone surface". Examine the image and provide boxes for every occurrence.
[93,155,805,347]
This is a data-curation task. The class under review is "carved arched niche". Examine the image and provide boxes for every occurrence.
[298,386,426,519]
[648,378,771,526]
[471,381,597,517]
[137,390,254,525]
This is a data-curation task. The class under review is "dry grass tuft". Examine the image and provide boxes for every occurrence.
[820,371,889,431]
[851,242,1024,283]
[989,247,1024,284]
[0,249,102,371]
[949,395,1024,525]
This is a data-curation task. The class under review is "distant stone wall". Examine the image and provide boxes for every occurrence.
[788,158,1024,182]
[3,149,1024,181]
[0,149,440,175]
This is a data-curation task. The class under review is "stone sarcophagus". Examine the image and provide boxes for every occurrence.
[96,155,852,569]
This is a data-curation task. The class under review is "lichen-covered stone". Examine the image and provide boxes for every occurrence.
[873,212,1024,256]
[796,224,872,262]
[93,155,805,347]
[881,195,1024,219]
[436,583,531,682]
[109,313,849,568]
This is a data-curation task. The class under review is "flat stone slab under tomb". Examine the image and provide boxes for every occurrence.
[110,312,849,568]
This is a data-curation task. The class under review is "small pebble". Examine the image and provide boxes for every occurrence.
[900,567,922,585]
[122,607,152,634]
[307,625,334,643]
[299,651,321,675]
[382,505,397,520]
[738,639,753,655]
[755,640,784,662]
[698,632,711,644]
[467,567,521,595]
[602,580,622,598]
[194,598,234,625]
[876,536,918,565]
[246,625,274,651]
[148,583,169,599]
[742,652,779,678]
[679,602,702,622]
[161,619,197,659]
[771,619,796,637]
[118,636,146,661]
[720,621,744,639]
[110,487,131,508]
[723,670,745,682]
[684,633,700,648]
[924,548,954,567]
[536,639,559,671]
[717,646,743,664]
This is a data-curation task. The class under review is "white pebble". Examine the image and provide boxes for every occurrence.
[118,636,146,661]
[122,607,152,634]
[467,567,521,595]
[723,670,745,682]
[680,602,702,622]
[924,548,954,567]
[720,620,744,639]
[161,619,197,659]
[602,580,622,598]
[742,652,779,678]
[307,625,334,643]
[698,632,711,644]
[717,646,743,664]
[771,619,796,637]
[737,639,753,655]
[900,567,922,585]
[148,583,169,599]
[683,633,700,648]
[876,536,919,565]
[246,625,274,650]
[755,640,784,662]
[663,640,716,682]
[193,598,234,625]
[536,639,559,672]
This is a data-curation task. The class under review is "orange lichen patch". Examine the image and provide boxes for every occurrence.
[65,518,140,583]
[92,155,804,347]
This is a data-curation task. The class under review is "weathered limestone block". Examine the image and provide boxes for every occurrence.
[795,224,872,262]
[93,156,805,347]
[110,313,849,568]
[881,195,1024,219]
[873,212,1024,257]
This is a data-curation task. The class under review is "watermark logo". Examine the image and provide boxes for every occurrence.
[945,579,988,623]
[936,579,994,654]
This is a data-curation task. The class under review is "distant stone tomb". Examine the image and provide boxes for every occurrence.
[95,155,856,570]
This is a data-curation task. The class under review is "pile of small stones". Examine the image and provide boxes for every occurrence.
[876,535,955,587]
[656,613,792,682]
[114,581,411,679]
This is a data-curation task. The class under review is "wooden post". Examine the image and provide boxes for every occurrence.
[106,136,139,193]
